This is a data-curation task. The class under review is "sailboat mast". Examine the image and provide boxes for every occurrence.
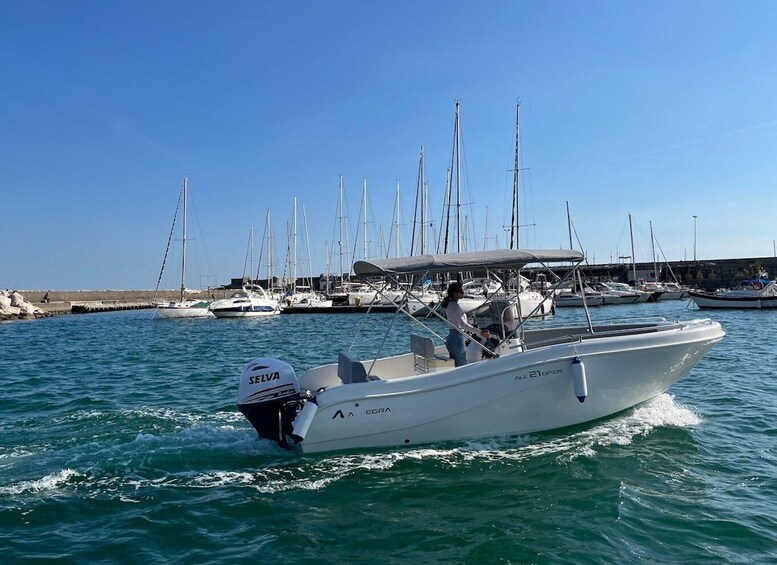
[266,210,274,290]
[180,176,188,302]
[566,201,573,249]
[338,175,344,288]
[455,100,462,253]
[362,178,368,260]
[511,101,521,249]
[242,227,253,281]
[628,213,637,285]
[303,203,313,288]
[394,181,401,258]
[420,146,426,255]
[441,167,452,253]
[650,220,658,282]
[292,196,298,292]
[483,206,489,251]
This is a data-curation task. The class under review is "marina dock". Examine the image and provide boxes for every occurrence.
[281,304,395,314]
[26,291,398,315]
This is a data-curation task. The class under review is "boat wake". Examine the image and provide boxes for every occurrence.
[0,468,82,496]
[0,395,700,498]
[184,393,702,494]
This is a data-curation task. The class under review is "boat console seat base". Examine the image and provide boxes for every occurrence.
[411,334,451,374]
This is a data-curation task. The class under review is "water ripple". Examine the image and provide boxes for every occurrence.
[1,304,776,562]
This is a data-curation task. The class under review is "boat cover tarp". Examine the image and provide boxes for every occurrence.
[354,249,584,277]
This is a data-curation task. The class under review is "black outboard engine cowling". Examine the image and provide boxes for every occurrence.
[237,358,305,447]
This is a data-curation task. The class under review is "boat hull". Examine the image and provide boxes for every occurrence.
[689,292,777,309]
[657,290,686,300]
[601,294,641,305]
[554,296,604,307]
[155,300,212,318]
[287,319,723,453]
[211,306,278,317]
[155,306,211,318]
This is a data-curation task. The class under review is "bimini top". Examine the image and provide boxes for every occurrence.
[354,249,584,277]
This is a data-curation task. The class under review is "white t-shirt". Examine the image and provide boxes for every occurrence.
[445,300,479,334]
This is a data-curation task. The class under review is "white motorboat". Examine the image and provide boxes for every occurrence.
[347,285,381,306]
[404,288,443,316]
[689,276,777,309]
[512,288,554,316]
[154,177,212,319]
[637,281,686,301]
[283,290,333,309]
[589,282,642,305]
[553,289,605,307]
[657,282,688,300]
[237,249,724,453]
[210,285,280,317]
[602,282,652,303]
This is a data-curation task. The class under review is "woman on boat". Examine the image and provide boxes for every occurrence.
[442,281,489,366]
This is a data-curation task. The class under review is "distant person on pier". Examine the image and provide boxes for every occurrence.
[442,281,489,366]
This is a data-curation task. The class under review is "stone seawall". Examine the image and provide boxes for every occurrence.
[20,289,222,303]
[16,289,233,316]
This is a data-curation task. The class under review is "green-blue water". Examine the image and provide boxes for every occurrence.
[2,303,775,563]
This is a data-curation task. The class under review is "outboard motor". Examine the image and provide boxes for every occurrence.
[237,358,306,446]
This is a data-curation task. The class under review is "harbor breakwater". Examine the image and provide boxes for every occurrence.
[11,290,215,317]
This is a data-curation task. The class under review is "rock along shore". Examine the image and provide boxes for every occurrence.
[1,290,50,321]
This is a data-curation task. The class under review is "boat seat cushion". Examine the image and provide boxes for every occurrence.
[338,351,368,384]
[410,334,449,361]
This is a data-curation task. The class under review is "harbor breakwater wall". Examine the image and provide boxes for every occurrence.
[16,289,221,315]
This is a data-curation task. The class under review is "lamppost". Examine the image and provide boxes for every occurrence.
[693,215,697,263]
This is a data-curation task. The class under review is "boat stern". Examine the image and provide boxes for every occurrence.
[237,358,305,446]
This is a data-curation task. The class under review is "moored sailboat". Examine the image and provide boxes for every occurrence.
[155,177,212,319]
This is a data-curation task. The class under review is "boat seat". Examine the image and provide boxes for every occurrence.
[410,334,450,374]
[337,351,380,383]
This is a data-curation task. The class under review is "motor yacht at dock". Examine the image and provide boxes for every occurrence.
[210,285,280,317]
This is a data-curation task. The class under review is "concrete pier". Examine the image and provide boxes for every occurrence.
[21,290,210,315]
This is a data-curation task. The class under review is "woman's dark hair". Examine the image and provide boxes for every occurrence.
[442,281,463,308]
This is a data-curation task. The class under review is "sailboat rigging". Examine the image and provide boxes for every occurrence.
[154,177,211,319]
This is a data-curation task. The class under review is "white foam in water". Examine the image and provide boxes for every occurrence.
[495,393,700,464]
[78,394,701,496]
[124,406,207,425]
[276,393,701,488]
[128,421,284,459]
[0,468,81,496]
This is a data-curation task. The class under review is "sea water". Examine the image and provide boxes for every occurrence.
[1,302,775,563]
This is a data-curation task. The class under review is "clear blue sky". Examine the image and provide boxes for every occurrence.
[2,1,776,290]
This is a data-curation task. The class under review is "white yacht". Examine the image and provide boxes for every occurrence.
[602,282,651,303]
[589,282,642,305]
[210,286,280,317]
